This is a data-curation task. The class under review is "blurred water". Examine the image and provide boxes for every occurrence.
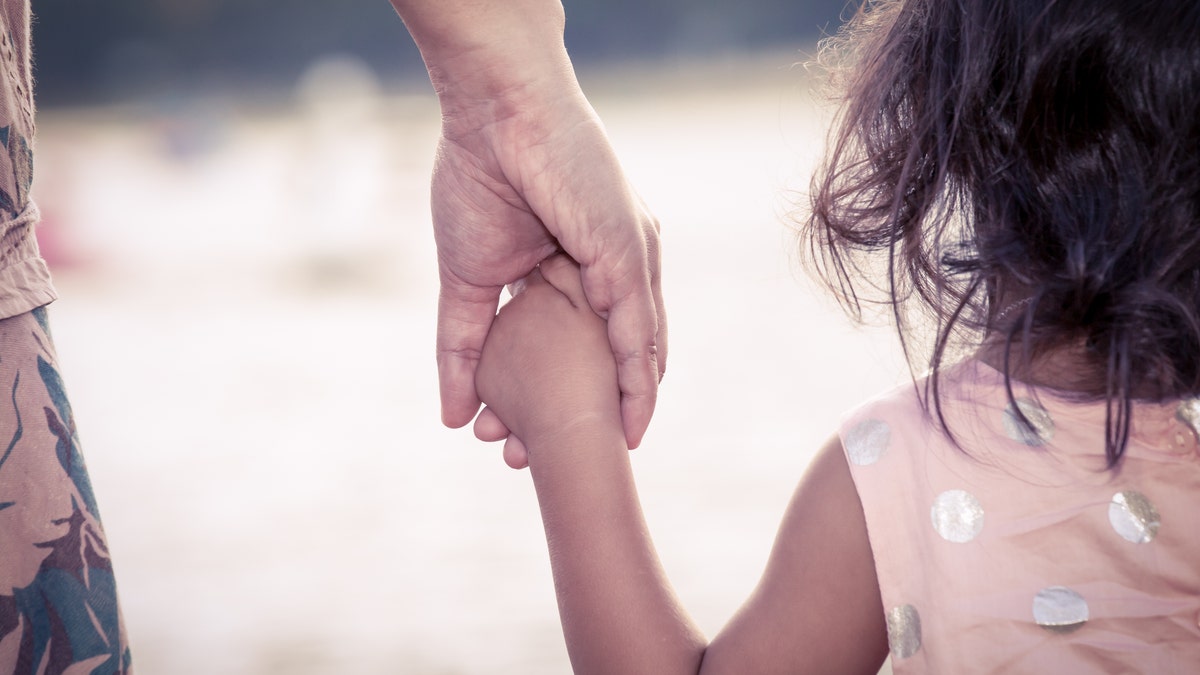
[34,51,904,674]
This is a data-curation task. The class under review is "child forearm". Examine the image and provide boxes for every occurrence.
[526,422,707,675]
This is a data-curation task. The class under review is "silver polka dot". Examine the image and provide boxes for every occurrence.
[931,489,985,543]
[1033,586,1089,633]
[885,604,922,659]
[845,418,890,466]
[1176,399,1200,437]
[1003,398,1055,446]
[1108,491,1160,544]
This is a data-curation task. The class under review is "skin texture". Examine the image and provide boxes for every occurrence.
[475,256,890,674]
[390,0,666,455]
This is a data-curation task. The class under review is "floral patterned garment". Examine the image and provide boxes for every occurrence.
[0,0,54,320]
[0,3,131,674]
[0,309,129,674]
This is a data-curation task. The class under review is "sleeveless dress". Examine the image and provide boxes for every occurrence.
[0,3,131,673]
[841,360,1200,673]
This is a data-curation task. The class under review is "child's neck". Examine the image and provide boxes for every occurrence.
[977,336,1175,401]
[976,337,1102,397]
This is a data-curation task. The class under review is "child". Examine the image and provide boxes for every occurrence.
[473,0,1200,672]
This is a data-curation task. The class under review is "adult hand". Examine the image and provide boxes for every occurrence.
[436,94,665,461]
[392,0,667,453]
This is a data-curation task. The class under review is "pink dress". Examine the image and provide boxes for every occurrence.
[841,360,1200,673]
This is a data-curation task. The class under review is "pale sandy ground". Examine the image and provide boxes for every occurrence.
[33,52,903,673]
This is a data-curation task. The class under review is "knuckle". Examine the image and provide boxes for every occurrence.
[644,214,662,237]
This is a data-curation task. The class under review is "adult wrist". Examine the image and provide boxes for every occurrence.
[394,0,577,119]
[434,45,582,135]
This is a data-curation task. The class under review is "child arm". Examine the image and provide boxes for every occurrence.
[476,256,887,674]
[702,435,890,673]
[477,255,706,673]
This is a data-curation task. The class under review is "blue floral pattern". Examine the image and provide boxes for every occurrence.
[0,308,130,673]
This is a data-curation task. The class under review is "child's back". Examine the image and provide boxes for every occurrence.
[843,359,1199,671]
[808,1,1200,669]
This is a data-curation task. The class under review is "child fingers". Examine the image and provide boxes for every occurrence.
[538,254,589,308]
[502,435,530,470]
[506,266,545,298]
[474,406,529,471]
[473,406,511,442]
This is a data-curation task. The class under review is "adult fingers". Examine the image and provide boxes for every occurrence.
[545,251,658,447]
[607,283,660,449]
[437,273,503,429]
[652,271,668,384]
[640,195,669,385]
[583,211,663,449]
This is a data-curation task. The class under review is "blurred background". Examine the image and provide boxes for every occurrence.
[34,0,849,105]
[30,1,906,673]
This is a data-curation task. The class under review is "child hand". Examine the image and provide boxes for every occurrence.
[475,255,623,459]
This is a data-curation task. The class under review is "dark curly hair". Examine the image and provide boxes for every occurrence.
[805,0,1200,465]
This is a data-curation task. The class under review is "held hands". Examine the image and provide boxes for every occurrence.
[474,256,623,467]
[427,72,662,461]
[391,0,665,453]
[432,87,665,454]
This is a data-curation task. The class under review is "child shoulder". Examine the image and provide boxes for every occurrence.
[704,432,889,674]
